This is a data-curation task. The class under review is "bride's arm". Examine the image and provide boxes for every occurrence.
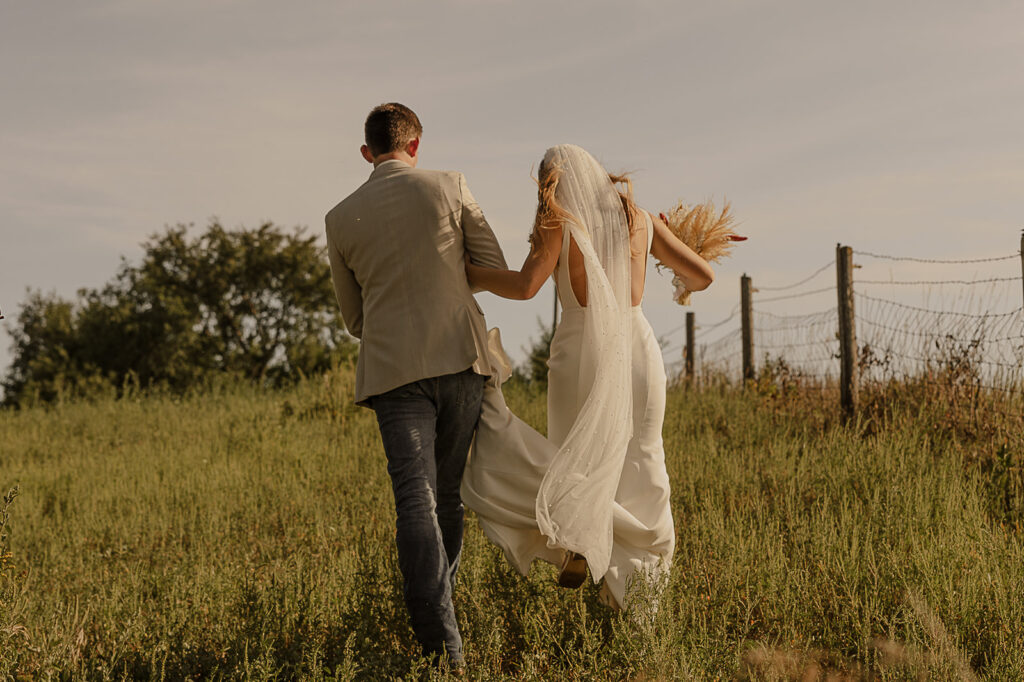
[465,225,562,300]
[648,211,715,291]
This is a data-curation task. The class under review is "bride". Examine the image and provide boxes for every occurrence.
[461,144,715,609]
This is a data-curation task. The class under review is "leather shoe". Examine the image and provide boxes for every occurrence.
[557,551,587,589]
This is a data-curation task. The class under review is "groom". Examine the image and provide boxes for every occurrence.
[325,103,507,666]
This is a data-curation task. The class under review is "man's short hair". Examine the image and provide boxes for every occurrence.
[364,103,423,156]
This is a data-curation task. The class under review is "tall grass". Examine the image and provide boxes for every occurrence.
[0,366,1021,679]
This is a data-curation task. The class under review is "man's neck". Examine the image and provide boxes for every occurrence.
[372,151,416,168]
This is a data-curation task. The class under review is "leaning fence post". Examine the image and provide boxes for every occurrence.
[685,311,695,383]
[741,274,754,382]
[836,244,858,418]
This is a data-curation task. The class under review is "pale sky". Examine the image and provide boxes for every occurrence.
[2,1,1022,380]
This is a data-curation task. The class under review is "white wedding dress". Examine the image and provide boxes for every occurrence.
[461,145,674,609]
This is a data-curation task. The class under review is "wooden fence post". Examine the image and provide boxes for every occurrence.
[1019,231,1023,308]
[741,274,754,382]
[685,311,695,383]
[836,244,858,418]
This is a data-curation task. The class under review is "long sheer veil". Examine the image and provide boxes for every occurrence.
[534,144,633,580]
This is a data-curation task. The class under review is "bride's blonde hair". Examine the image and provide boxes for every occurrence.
[530,159,643,255]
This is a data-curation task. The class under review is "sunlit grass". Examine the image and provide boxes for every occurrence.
[0,368,1021,679]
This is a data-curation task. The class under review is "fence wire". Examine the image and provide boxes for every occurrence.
[852,249,1021,264]
[755,260,834,291]
[853,242,1021,383]
[745,261,841,382]
[681,243,1024,404]
[698,325,743,380]
[753,308,839,379]
[853,259,1024,392]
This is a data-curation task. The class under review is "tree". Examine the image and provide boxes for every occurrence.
[1,292,109,404]
[2,221,355,406]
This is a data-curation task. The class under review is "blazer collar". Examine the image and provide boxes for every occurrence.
[369,159,413,179]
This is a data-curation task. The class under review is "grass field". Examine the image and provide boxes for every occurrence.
[1,366,1022,680]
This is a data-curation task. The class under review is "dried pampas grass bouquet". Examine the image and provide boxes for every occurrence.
[656,199,745,305]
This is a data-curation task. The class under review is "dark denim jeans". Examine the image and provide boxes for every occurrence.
[370,368,485,665]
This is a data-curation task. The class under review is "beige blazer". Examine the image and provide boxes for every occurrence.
[326,160,508,405]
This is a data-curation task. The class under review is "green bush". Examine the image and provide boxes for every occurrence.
[3,222,356,407]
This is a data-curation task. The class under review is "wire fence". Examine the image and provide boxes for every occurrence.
[851,245,1024,423]
[662,233,1024,416]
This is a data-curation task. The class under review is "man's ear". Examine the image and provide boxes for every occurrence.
[406,137,420,158]
[360,144,375,164]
